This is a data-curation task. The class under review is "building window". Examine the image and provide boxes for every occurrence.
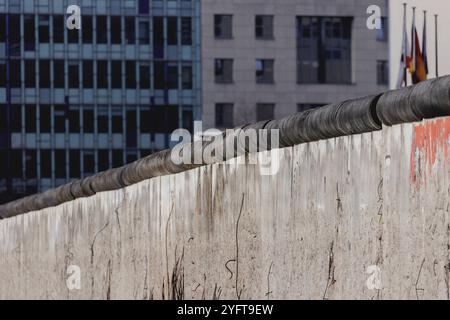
[215,103,234,128]
[98,150,110,172]
[55,150,66,179]
[112,107,123,133]
[126,61,137,89]
[83,151,95,175]
[10,60,21,87]
[182,65,193,89]
[112,150,123,168]
[53,15,64,43]
[167,17,178,45]
[256,59,274,84]
[69,150,80,178]
[25,150,37,179]
[38,15,50,43]
[255,15,274,39]
[0,14,5,43]
[125,17,135,44]
[96,16,107,44]
[167,63,179,89]
[140,64,151,89]
[297,103,326,112]
[0,60,6,87]
[377,60,389,85]
[297,16,352,84]
[83,60,93,88]
[68,109,80,133]
[25,105,37,133]
[39,60,50,88]
[11,105,22,132]
[376,17,388,42]
[97,106,109,133]
[54,60,65,88]
[54,106,66,133]
[111,61,122,89]
[83,108,94,133]
[40,150,52,178]
[139,21,150,44]
[40,105,51,133]
[24,60,36,88]
[111,16,122,44]
[139,0,150,15]
[68,61,79,88]
[24,15,35,51]
[97,60,108,88]
[68,24,79,43]
[181,17,192,45]
[82,16,93,43]
[214,15,232,39]
[215,59,233,83]
[256,103,275,122]
[11,150,23,178]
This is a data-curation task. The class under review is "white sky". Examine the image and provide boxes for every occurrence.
[389,0,450,88]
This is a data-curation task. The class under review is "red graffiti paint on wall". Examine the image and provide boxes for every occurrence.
[410,117,450,184]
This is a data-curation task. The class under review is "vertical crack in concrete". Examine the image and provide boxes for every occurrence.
[323,241,336,300]
[265,262,274,300]
[415,258,426,300]
[235,194,245,300]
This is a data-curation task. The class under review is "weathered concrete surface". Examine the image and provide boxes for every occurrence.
[0,117,449,300]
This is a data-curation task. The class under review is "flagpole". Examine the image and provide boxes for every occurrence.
[403,3,408,86]
[435,14,439,77]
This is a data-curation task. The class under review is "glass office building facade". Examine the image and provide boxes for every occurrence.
[0,0,201,203]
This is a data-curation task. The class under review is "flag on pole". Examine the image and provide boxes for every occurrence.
[410,7,427,84]
[396,4,411,88]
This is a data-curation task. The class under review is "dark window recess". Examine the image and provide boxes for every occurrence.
[0,61,5,86]
[256,103,275,122]
[111,61,122,89]
[182,108,193,132]
[40,150,52,178]
[96,16,107,43]
[98,108,109,133]
[147,106,179,133]
[256,59,274,84]
[25,105,37,133]
[68,26,79,43]
[68,62,79,88]
[126,154,138,164]
[39,60,50,88]
[168,64,178,89]
[140,65,151,89]
[376,17,388,42]
[154,61,165,89]
[82,16,93,43]
[139,21,150,44]
[39,15,50,43]
[69,150,80,178]
[165,106,179,133]
[125,17,135,44]
[182,66,193,89]
[181,17,192,45]
[11,105,22,132]
[297,16,352,84]
[54,60,65,88]
[153,17,164,58]
[39,105,51,133]
[255,15,274,39]
[25,150,37,179]
[141,149,154,158]
[377,60,389,85]
[215,15,233,39]
[83,109,94,133]
[98,150,109,172]
[11,150,23,178]
[111,16,122,44]
[0,14,5,43]
[126,110,137,147]
[0,106,6,134]
[111,109,123,133]
[54,105,67,133]
[97,60,108,88]
[55,150,66,179]
[126,61,137,89]
[215,59,233,83]
[112,150,123,168]
[25,60,36,87]
[83,60,93,88]
[168,17,178,45]
[140,110,151,133]
[8,15,21,56]
[139,0,150,14]
[24,15,36,51]
[68,109,80,133]
[10,60,21,87]
[53,15,64,43]
[215,103,234,128]
[83,152,95,174]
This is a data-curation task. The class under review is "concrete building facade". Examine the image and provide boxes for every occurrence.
[0,0,202,203]
[201,0,390,129]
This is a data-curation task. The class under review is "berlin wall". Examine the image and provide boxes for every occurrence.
[0,116,449,300]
